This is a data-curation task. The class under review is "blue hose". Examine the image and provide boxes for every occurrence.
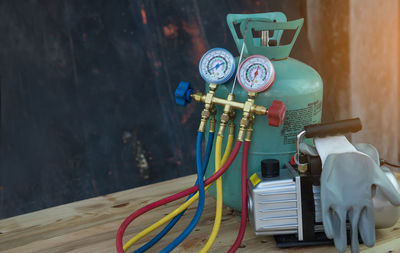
[133,132,214,253]
[202,132,214,175]
[158,131,207,253]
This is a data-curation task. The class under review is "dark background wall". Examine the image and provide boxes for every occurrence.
[0,0,314,218]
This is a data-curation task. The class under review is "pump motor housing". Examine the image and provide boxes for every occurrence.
[247,160,322,243]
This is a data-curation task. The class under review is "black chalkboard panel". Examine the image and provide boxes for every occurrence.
[0,0,312,218]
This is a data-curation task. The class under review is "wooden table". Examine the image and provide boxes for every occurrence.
[1,175,399,253]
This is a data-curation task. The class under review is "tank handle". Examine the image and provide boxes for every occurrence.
[304,118,362,138]
[240,18,304,59]
[227,12,287,56]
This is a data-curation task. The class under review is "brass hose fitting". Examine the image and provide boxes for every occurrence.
[228,121,235,137]
[198,109,210,133]
[245,117,255,142]
[237,93,257,141]
[209,107,217,133]
[237,122,248,142]
[198,84,218,133]
[218,93,235,136]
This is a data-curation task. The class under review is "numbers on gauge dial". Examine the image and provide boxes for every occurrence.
[237,55,275,92]
[199,48,236,84]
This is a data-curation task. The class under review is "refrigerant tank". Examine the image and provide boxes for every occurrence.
[204,12,323,211]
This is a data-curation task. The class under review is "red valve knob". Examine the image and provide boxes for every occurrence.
[267,100,286,127]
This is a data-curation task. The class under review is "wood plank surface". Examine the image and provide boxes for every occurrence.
[0,174,399,253]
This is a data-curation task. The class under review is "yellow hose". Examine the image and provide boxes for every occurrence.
[199,134,233,253]
[123,134,234,251]
[220,134,233,165]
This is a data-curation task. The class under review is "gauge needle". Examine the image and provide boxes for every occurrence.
[208,62,224,72]
[251,66,259,87]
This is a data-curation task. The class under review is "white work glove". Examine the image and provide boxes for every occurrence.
[300,141,400,231]
[314,137,400,253]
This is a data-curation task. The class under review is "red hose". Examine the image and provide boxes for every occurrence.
[227,140,250,253]
[116,141,243,253]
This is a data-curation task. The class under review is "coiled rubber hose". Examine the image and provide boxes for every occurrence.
[132,132,215,253]
[158,131,206,252]
[227,140,250,253]
[125,134,234,252]
[116,140,243,253]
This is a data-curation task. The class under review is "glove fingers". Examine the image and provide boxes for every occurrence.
[348,208,361,253]
[331,208,348,253]
[358,206,376,247]
[322,206,335,238]
[321,156,338,239]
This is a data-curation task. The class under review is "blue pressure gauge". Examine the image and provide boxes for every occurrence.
[198,48,236,84]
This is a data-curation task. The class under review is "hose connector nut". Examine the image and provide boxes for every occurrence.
[220,113,230,123]
[267,100,286,127]
[240,117,250,128]
[201,110,211,119]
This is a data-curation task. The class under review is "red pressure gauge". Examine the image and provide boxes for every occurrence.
[237,55,275,93]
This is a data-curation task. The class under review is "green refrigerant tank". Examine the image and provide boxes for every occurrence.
[204,12,323,211]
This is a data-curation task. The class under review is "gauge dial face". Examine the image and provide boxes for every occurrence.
[199,48,236,84]
[237,55,275,93]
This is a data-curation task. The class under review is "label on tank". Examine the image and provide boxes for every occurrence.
[282,100,322,145]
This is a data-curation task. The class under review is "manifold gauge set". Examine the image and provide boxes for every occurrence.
[116,12,400,253]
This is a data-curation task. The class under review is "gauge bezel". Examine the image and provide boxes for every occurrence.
[198,48,236,84]
[237,55,275,93]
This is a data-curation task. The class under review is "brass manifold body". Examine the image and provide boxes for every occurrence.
[192,83,270,142]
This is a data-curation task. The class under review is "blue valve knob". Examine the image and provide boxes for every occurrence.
[175,81,193,106]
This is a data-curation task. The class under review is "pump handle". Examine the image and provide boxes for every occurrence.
[304,118,362,138]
